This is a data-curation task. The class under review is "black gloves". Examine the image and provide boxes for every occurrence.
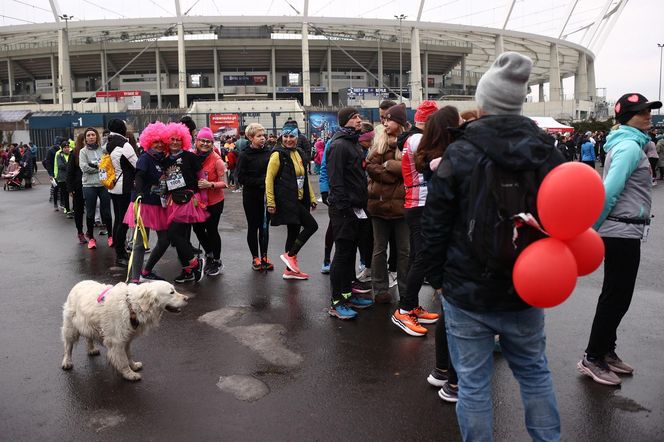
[88,162,98,169]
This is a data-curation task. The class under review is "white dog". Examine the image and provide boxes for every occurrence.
[61,280,188,381]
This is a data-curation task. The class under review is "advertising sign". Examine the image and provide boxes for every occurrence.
[308,112,339,140]
[209,113,240,139]
[223,75,268,86]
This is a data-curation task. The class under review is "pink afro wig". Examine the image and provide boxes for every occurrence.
[162,122,193,151]
[139,121,167,151]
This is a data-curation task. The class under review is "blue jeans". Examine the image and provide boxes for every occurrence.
[443,299,560,442]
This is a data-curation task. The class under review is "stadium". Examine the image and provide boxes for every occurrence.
[0,0,628,144]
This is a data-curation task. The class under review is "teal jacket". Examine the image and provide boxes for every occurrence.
[594,125,652,239]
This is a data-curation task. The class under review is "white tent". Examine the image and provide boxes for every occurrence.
[529,116,574,133]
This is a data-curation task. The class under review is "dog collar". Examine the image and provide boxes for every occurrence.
[97,285,113,303]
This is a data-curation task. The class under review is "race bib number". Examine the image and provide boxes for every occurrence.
[166,173,186,191]
[296,176,305,190]
[353,208,368,219]
[98,169,108,181]
[642,225,650,243]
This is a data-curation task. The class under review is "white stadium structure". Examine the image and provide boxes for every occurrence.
[0,0,628,122]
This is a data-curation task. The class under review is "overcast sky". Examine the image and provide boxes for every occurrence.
[1,0,662,101]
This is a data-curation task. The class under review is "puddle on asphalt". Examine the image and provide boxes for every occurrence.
[611,395,651,413]
[199,307,304,401]
[217,375,270,402]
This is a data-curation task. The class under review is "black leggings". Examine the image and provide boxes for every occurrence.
[436,307,458,384]
[284,204,318,255]
[168,222,195,267]
[585,237,641,359]
[192,200,224,259]
[242,191,270,258]
[142,229,171,275]
[56,182,69,211]
[110,193,130,257]
[72,188,85,235]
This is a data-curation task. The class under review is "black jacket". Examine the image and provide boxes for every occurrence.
[326,129,368,212]
[236,145,271,192]
[65,151,82,193]
[421,115,564,312]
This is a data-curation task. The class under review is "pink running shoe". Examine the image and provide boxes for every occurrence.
[280,253,301,273]
[107,236,113,247]
[88,238,97,249]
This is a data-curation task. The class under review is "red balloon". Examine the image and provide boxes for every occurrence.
[513,238,577,308]
[537,162,605,240]
[565,228,605,276]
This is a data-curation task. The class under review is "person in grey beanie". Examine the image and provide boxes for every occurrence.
[418,51,563,439]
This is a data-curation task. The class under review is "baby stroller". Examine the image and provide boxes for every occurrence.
[2,160,23,191]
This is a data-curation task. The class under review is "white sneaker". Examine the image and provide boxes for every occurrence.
[356,267,372,282]
[389,271,397,288]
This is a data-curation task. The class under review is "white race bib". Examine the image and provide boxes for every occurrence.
[642,225,650,243]
[296,176,305,190]
[98,169,108,181]
[166,173,186,191]
[353,208,368,219]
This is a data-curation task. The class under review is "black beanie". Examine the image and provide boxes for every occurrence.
[107,119,127,136]
[338,107,360,127]
[385,103,408,127]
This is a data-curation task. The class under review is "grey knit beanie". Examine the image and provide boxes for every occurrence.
[475,52,532,115]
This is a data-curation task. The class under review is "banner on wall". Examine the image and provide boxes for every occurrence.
[209,113,240,138]
[308,112,339,140]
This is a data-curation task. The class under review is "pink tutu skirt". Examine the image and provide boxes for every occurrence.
[167,193,210,224]
[123,202,170,231]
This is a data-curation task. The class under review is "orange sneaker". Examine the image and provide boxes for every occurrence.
[391,309,427,337]
[252,257,262,271]
[280,253,301,273]
[412,306,440,324]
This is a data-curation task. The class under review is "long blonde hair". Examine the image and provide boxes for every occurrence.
[370,127,403,160]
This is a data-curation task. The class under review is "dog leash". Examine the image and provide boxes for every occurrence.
[125,197,149,283]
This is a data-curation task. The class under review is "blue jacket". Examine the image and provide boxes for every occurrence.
[580,141,596,161]
[318,139,332,193]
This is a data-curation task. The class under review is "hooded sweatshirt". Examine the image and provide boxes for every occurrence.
[421,115,563,312]
[594,125,651,239]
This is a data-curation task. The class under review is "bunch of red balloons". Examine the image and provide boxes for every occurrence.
[513,162,606,308]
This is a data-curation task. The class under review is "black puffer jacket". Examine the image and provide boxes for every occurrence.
[421,115,563,312]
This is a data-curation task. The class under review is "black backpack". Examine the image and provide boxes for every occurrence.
[466,148,547,277]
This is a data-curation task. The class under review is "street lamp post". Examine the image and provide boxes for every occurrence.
[395,14,406,103]
[59,14,74,113]
[658,43,664,114]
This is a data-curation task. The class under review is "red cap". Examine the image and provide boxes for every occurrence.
[414,100,439,123]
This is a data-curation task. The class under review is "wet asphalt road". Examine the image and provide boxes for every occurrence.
[1,172,663,441]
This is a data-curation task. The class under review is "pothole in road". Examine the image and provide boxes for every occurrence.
[217,375,270,402]
[199,307,303,401]
[88,410,126,432]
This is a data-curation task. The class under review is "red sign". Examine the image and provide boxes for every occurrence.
[95,90,142,97]
[209,113,240,138]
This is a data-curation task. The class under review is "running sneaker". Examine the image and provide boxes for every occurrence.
[438,382,459,403]
[140,270,165,282]
[328,304,358,320]
[391,309,427,337]
[351,280,372,294]
[388,271,398,288]
[356,267,372,282]
[261,256,274,271]
[348,296,374,309]
[605,351,634,374]
[411,306,440,324]
[174,270,195,283]
[320,262,331,274]
[77,233,87,244]
[192,257,205,282]
[206,259,223,276]
[87,238,97,249]
[577,354,621,386]
[107,236,113,247]
[427,368,449,387]
[282,268,309,280]
[252,257,262,271]
[280,253,301,273]
[99,230,107,236]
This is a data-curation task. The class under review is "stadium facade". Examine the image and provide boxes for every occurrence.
[0,1,627,120]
